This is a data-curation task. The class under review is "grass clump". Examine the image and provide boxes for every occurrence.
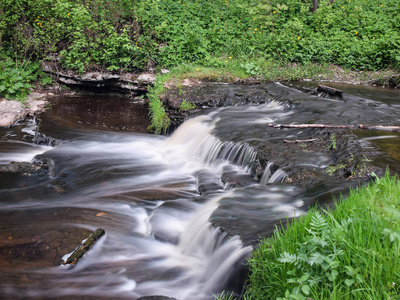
[147,73,170,135]
[179,100,196,112]
[245,172,400,300]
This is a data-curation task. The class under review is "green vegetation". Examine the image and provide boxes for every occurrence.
[0,54,52,101]
[245,172,400,300]
[329,133,337,150]
[147,72,170,134]
[1,0,399,100]
[214,291,237,300]
[179,99,196,112]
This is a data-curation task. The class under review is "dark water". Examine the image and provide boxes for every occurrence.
[0,84,399,299]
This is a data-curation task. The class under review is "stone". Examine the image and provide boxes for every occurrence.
[0,100,25,127]
[0,93,48,128]
[41,61,156,95]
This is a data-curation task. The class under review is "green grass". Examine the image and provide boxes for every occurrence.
[147,72,171,134]
[245,172,400,300]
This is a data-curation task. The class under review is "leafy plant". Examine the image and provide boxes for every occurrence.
[0,56,39,101]
[240,62,262,77]
[179,99,196,112]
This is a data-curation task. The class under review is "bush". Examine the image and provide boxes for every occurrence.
[1,0,399,73]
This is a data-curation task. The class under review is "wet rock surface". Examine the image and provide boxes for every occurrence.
[162,83,228,125]
[0,93,48,128]
[163,82,382,186]
[0,161,43,175]
[0,159,54,176]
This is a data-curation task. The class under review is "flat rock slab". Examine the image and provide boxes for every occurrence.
[0,100,25,127]
[0,93,48,128]
[42,61,157,94]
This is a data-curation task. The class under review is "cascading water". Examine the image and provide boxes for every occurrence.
[0,109,265,300]
[2,82,399,299]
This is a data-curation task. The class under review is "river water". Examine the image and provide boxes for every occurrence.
[0,83,399,299]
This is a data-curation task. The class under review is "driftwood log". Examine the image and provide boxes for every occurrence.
[268,123,400,132]
[317,85,343,97]
[62,228,105,266]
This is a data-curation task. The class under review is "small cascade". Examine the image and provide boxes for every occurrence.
[177,194,253,299]
[260,161,274,185]
[168,114,258,171]
[268,168,288,183]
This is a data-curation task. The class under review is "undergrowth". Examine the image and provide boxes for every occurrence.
[0,54,52,101]
[245,172,400,300]
[1,0,399,76]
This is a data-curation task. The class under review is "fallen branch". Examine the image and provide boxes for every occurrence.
[268,123,354,129]
[359,124,400,132]
[268,123,400,132]
[284,139,317,143]
[62,228,105,266]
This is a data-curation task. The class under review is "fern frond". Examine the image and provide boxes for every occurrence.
[310,236,329,248]
[278,251,299,264]
[309,211,328,234]
[308,252,327,266]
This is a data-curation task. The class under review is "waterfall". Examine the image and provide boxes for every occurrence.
[168,114,258,172]
[260,161,274,185]
[268,168,288,183]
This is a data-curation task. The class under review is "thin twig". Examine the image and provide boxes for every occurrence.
[284,139,317,143]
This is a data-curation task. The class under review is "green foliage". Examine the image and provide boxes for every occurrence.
[179,100,196,112]
[1,0,399,73]
[245,171,400,300]
[325,164,346,175]
[240,62,262,77]
[214,290,237,300]
[329,133,337,150]
[0,55,41,101]
[147,74,170,134]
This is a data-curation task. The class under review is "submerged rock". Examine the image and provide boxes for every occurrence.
[0,158,56,177]
[0,161,43,176]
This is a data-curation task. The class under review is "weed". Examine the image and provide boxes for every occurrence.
[329,133,337,150]
[179,100,196,112]
[325,164,346,175]
[214,290,237,300]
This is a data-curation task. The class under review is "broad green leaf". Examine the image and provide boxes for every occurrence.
[345,279,355,287]
[301,284,311,295]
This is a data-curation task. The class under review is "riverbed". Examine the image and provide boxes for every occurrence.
[0,82,399,299]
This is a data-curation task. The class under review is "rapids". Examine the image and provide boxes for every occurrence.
[0,82,400,299]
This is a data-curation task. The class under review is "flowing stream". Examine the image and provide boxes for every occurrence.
[0,83,400,299]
